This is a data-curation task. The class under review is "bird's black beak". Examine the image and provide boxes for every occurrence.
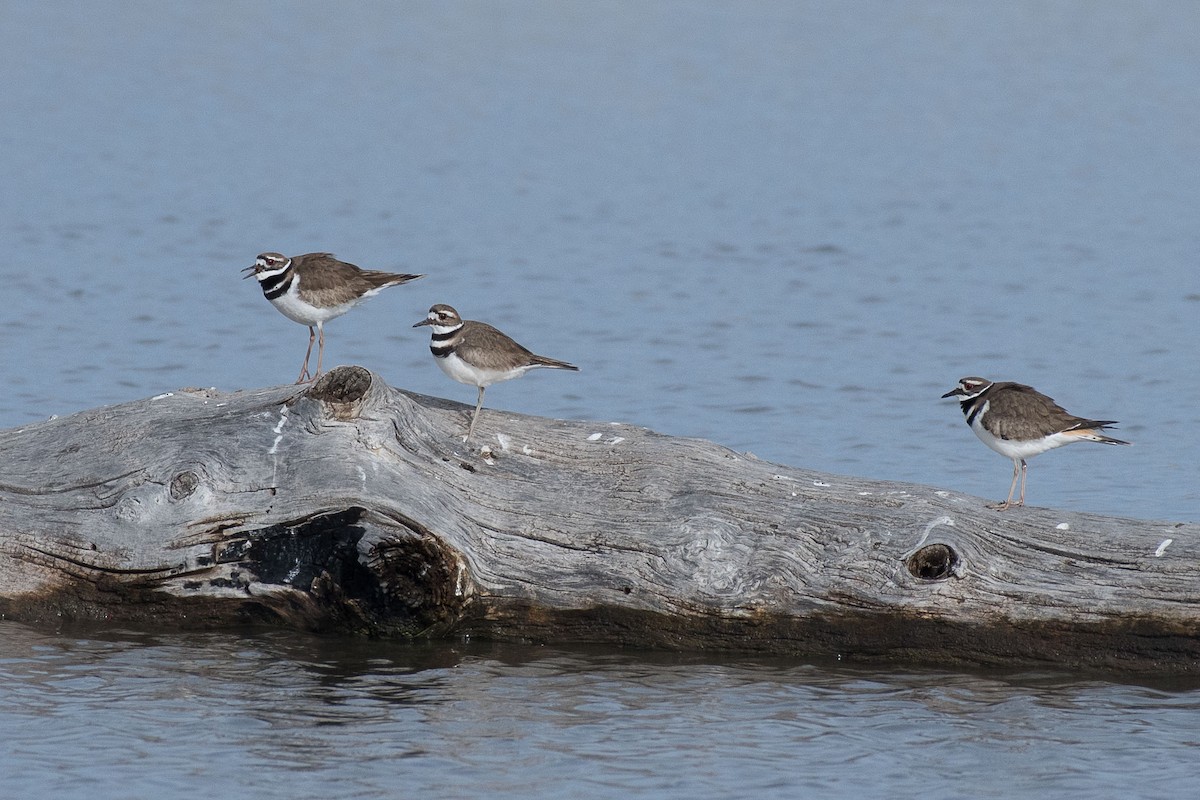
[413,318,433,328]
[241,265,259,279]
[941,389,961,399]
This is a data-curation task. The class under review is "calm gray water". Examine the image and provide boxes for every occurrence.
[2,621,1199,800]
[2,2,1199,797]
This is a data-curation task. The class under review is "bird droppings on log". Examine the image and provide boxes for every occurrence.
[1,365,1199,674]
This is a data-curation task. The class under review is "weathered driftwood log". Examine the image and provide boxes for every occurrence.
[1,366,1196,673]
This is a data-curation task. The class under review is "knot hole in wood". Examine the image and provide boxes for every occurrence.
[906,543,959,581]
[168,470,200,501]
[307,365,374,420]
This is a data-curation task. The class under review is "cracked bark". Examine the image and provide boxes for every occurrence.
[0,365,1197,673]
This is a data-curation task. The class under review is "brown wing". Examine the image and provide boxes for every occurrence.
[985,382,1102,439]
[293,253,422,303]
[457,321,579,372]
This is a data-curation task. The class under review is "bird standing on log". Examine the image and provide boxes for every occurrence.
[244,252,423,383]
[414,304,579,442]
[942,377,1130,510]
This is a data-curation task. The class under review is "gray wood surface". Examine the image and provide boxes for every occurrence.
[1,366,1196,673]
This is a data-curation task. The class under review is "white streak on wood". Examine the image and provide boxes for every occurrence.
[1056,523,1070,530]
[455,562,465,597]
[587,433,603,441]
[1156,539,1173,557]
[268,405,289,455]
[151,392,174,401]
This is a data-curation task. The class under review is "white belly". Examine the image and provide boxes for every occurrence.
[269,278,360,326]
[969,403,1074,461]
[436,352,533,388]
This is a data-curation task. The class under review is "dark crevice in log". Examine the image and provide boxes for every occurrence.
[0,468,147,498]
[181,516,253,540]
[214,509,366,586]
[369,533,470,636]
[3,507,470,638]
[194,507,469,637]
[907,544,960,581]
[18,544,181,579]
[0,469,145,496]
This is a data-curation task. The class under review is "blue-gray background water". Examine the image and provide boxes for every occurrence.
[1,2,1198,798]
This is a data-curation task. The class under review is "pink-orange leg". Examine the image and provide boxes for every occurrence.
[989,458,1027,511]
[295,326,317,384]
[312,324,326,381]
[463,385,487,442]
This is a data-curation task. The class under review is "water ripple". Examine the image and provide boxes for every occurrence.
[2,624,1200,799]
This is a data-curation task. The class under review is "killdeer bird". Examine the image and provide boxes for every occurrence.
[243,252,422,383]
[414,304,579,442]
[941,377,1130,510]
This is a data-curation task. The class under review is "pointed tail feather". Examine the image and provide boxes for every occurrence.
[531,355,579,371]
[1091,432,1131,446]
[364,270,424,289]
[1067,422,1131,446]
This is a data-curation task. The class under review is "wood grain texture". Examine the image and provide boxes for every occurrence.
[1,366,1196,673]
